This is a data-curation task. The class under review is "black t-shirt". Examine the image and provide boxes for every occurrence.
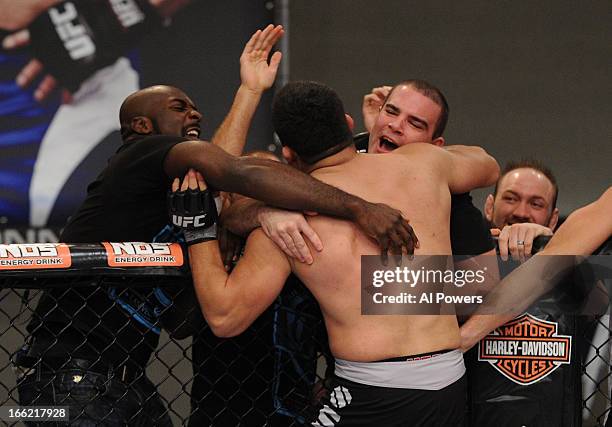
[28,135,187,368]
[450,192,494,255]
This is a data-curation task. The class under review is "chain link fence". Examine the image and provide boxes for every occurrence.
[0,242,610,426]
[0,243,330,426]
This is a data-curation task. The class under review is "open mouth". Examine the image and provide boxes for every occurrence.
[185,127,201,139]
[379,136,399,151]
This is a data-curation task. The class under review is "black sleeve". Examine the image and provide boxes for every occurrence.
[450,193,495,256]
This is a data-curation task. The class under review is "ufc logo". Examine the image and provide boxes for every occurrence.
[109,0,145,29]
[49,2,95,60]
[172,215,208,228]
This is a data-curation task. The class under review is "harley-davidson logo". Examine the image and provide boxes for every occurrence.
[478,313,571,385]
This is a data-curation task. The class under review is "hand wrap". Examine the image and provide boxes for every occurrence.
[168,187,219,245]
[29,0,163,93]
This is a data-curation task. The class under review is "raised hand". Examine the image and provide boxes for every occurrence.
[362,85,391,132]
[239,24,284,93]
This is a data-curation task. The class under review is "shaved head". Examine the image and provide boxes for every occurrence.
[119,85,192,141]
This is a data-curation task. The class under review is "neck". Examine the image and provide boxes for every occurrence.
[304,145,357,174]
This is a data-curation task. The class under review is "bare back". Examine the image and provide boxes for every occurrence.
[292,145,460,361]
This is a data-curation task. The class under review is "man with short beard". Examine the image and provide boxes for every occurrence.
[484,159,559,261]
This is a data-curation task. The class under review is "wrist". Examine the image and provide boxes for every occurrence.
[238,84,264,98]
[345,198,366,221]
[256,205,272,226]
[459,325,480,351]
[184,224,217,246]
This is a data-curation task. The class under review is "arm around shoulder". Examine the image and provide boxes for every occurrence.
[445,145,500,194]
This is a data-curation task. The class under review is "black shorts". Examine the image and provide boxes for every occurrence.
[309,374,466,427]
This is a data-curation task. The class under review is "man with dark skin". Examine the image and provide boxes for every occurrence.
[116,36,415,255]
[119,91,415,255]
[19,26,415,425]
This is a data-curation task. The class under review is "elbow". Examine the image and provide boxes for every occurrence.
[210,157,255,195]
[481,149,500,186]
[204,312,246,338]
[488,159,501,186]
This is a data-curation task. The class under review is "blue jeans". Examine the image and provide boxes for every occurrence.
[17,367,173,426]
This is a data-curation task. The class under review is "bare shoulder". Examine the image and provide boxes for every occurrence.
[389,143,448,170]
[393,142,446,161]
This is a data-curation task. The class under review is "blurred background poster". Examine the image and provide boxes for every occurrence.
[0,1,276,243]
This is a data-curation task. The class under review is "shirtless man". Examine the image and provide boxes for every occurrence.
[172,81,499,425]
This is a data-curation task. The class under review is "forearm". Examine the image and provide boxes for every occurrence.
[209,157,363,221]
[460,314,514,351]
[189,241,245,336]
[211,85,264,156]
[168,143,363,221]
[220,197,265,237]
[188,230,289,336]
[461,254,576,349]
[541,188,612,255]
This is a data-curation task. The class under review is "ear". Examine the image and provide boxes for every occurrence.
[131,116,154,135]
[547,207,559,231]
[431,136,445,147]
[345,114,355,132]
[282,146,304,170]
[484,194,495,222]
[281,146,295,164]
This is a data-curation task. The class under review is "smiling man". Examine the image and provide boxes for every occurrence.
[367,80,448,153]
[484,159,559,260]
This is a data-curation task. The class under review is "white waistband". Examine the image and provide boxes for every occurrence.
[334,350,465,390]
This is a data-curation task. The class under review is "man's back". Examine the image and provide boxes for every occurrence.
[183,80,499,425]
[292,144,459,361]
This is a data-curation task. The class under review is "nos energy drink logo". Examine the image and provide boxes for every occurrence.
[0,244,72,270]
[478,313,571,385]
[103,242,183,267]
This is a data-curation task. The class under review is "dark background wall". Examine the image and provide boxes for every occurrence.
[0,0,275,239]
[288,0,611,215]
[140,0,276,149]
